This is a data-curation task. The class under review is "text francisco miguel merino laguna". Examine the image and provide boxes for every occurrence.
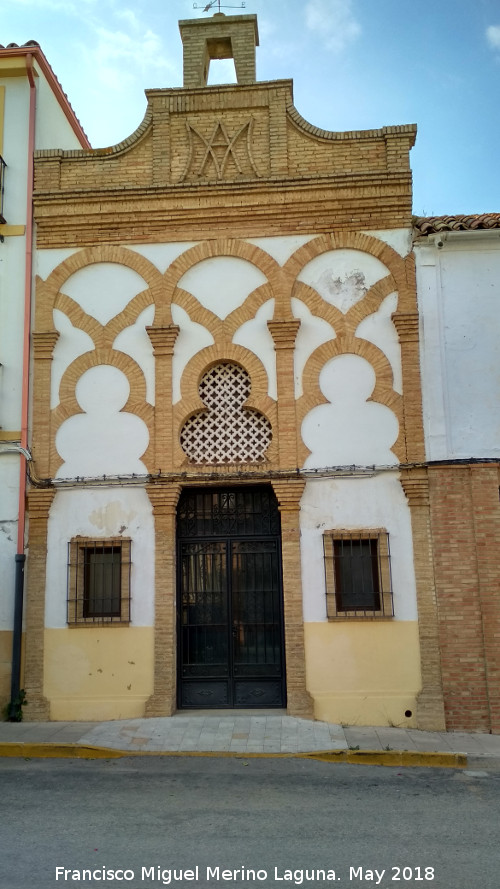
[56,865,435,884]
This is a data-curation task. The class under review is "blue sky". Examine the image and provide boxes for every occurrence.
[3,0,500,216]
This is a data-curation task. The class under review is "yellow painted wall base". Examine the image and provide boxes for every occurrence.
[44,627,154,721]
[0,631,13,712]
[304,621,422,728]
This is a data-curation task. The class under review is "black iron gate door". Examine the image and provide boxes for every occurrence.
[177,487,286,709]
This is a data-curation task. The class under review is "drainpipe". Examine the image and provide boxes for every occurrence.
[9,52,36,719]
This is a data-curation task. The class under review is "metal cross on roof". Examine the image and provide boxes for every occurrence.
[193,1,246,11]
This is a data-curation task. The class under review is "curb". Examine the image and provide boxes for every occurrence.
[305,749,468,768]
[0,742,467,768]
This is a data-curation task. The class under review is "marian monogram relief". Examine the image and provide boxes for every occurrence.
[179,118,261,182]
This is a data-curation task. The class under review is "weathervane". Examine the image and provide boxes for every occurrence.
[193,1,246,11]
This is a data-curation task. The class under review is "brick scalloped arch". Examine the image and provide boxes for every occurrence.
[50,350,150,475]
[297,335,404,466]
[283,230,415,314]
[35,244,164,330]
[158,238,287,326]
[173,282,276,347]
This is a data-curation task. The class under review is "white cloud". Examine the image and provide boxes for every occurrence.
[81,24,178,90]
[305,0,361,53]
[486,25,500,50]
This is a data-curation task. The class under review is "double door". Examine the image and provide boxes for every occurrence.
[177,487,286,709]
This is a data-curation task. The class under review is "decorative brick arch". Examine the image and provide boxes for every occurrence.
[283,231,413,311]
[173,282,275,346]
[285,231,423,465]
[50,351,153,475]
[158,238,288,326]
[35,244,164,330]
[297,337,404,465]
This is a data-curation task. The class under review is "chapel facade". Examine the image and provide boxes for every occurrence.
[23,12,448,728]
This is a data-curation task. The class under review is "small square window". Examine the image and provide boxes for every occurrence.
[67,538,131,625]
[323,530,393,619]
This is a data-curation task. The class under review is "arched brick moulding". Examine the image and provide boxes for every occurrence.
[296,335,404,466]
[173,345,279,470]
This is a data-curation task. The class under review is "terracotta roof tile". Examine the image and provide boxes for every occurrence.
[414,214,500,235]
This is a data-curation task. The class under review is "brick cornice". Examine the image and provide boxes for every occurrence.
[32,330,59,359]
[147,325,180,356]
[268,319,301,349]
[393,313,420,343]
[26,487,56,519]
[33,173,414,249]
[271,478,305,509]
[146,482,182,513]
[400,470,429,506]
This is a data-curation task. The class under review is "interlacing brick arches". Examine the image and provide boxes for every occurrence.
[162,239,286,470]
[283,231,420,466]
[35,246,164,477]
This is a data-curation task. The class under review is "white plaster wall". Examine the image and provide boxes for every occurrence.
[416,237,500,459]
[302,354,399,468]
[171,304,214,404]
[45,487,154,628]
[61,263,148,324]
[0,236,25,428]
[55,366,149,478]
[292,297,336,398]
[112,305,155,405]
[178,256,267,320]
[232,300,277,399]
[0,457,19,629]
[35,247,81,281]
[1,77,29,221]
[355,292,402,394]
[246,234,315,265]
[300,474,418,622]
[298,249,389,312]
[131,242,196,274]
[51,309,94,409]
[362,228,412,258]
[35,68,87,150]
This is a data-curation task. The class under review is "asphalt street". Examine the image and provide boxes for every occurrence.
[1,757,499,889]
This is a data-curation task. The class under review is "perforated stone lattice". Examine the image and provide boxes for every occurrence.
[180,363,272,464]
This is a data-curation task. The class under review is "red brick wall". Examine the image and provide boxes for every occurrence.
[429,464,500,733]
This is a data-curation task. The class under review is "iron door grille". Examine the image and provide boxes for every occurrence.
[177,487,286,708]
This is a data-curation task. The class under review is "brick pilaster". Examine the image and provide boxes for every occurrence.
[400,468,446,730]
[144,481,182,716]
[23,487,56,721]
[271,478,314,718]
[147,326,180,471]
[32,331,59,478]
[268,320,300,469]
[393,313,425,463]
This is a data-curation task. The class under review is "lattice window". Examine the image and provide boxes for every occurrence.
[180,363,272,464]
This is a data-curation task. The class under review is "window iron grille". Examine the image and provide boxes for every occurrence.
[180,363,272,464]
[67,538,131,625]
[323,529,393,619]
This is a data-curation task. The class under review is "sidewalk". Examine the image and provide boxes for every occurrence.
[1,712,499,767]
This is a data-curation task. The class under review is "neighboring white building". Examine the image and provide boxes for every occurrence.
[0,42,89,715]
[414,214,500,733]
